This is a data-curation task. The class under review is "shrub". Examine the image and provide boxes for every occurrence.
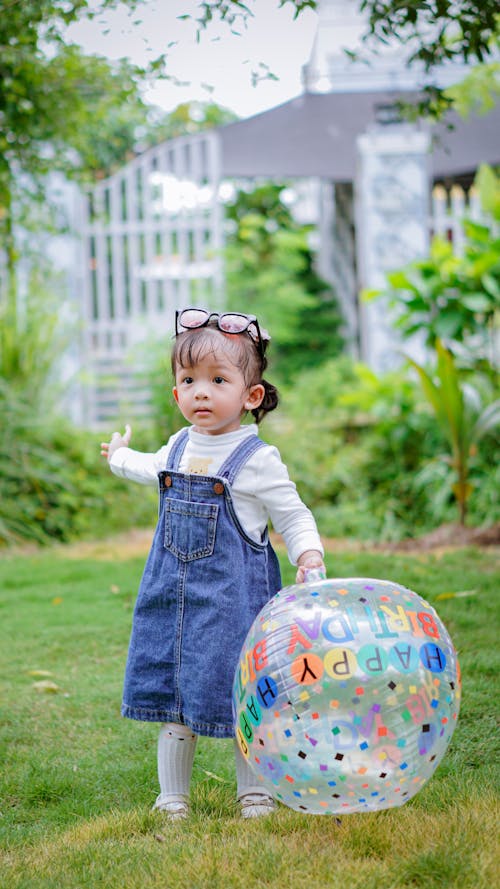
[0,382,156,546]
[267,358,499,541]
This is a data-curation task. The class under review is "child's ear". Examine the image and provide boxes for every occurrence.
[172,386,179,404]
[244,384,265,411]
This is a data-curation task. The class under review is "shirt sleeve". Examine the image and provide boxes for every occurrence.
[109,441,172,486]
[249,445,324,566]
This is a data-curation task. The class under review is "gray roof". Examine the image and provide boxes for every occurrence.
[219,91,500,181]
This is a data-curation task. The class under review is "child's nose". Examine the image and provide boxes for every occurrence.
[194,385,208,399]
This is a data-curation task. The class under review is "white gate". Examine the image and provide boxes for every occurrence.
[81,131,224,427]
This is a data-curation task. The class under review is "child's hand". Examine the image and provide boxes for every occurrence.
[295,551,326,584]
[100,424,132,461]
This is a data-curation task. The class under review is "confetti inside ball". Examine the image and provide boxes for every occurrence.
[232,577,461,815]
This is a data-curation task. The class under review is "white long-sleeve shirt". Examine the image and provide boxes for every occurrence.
[109,424,323,566]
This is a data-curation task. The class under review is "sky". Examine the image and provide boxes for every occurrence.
[66,0,320,119]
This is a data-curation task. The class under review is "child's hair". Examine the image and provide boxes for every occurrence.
[171,321,279,424]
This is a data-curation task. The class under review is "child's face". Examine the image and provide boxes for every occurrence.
[173,350,264,436]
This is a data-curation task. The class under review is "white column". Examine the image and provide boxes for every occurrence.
[355,124,430,371]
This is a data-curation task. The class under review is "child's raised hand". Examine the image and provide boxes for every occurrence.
[100,424,132,461]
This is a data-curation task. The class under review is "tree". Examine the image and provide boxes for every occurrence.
[359,1,498,69]
[192,1,499,118]
[142,100,238,143]
[359,0,500,117]
[0,2,155,178]
[192,0,317,29]
[193,1,498,68]
[0,0,164,373]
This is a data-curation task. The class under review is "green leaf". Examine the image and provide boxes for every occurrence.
[475,163,500,221]
[430,237,455,262]
[433,312,463,339]
[386,270,411,289]
[360,288,381,302]
[463,219,493,243]
[406,357,443,423]
[481,273,500,301]
[461,293,495,312]
[472,399,500,441]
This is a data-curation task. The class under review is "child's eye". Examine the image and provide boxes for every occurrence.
[182,376,194,385]
[213,376,225,384]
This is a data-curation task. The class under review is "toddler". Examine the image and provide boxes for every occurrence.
[101,308,324,819]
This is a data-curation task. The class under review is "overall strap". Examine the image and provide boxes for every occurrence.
[217,434,267,484]
[167,428,190,471]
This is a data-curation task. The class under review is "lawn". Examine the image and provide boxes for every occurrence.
[0,537,498,889]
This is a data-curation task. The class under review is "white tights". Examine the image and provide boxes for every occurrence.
[156,721,263,805]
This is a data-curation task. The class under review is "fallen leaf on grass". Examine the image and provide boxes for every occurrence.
[197,767,226,783]
[27,670,53,677]
[32,680,61,694]
[52,597,63,605]
[436,590,478,601]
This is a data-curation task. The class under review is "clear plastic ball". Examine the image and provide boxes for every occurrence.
[233,576,460,815]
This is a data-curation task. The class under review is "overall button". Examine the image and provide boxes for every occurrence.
[213,482,224,495]
[165,475,173,487]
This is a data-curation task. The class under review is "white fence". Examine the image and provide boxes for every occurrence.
[430,183,487,253]
[80,130,224,427]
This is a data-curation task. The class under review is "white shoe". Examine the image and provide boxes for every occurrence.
[239,792,276,819]
[152,795,189,821]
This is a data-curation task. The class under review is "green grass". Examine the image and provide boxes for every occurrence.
[0,541,499,888]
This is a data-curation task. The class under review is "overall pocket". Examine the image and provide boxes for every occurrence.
[164,499,219,562]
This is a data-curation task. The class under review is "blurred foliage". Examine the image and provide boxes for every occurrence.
[357,166,500,533]
[225,183,344,384]
[0,264,156,546]
[0,269,65,407]
[381,221,499,366]
[445,62,500,117]
[0,0,164,336]
[193,0,318,29]
[147,101,237,142]
[359,0,500,119]
[475,162,500,220]
[408,341,500,525]
[366,165,500,373]
[0,384,156,546]
[0,0,163,184]
[359,0,499,69]
[268,357,499,542]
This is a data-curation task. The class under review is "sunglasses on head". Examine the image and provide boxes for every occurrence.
[175,308,267,357]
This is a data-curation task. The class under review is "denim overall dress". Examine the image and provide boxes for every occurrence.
[121,428,282,738]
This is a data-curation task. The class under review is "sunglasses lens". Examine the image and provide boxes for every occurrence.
[179,309,208,329]
[219,313,249,334]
